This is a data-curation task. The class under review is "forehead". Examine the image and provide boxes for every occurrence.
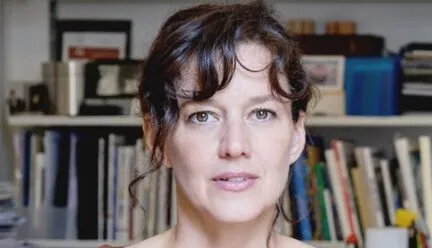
[176,42,290,99]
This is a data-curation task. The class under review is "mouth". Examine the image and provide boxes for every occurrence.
[211,173,259,192]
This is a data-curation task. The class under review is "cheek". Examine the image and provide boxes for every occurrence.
[252,126,293,190]
[252,125,294,167]
[166,126,214,182]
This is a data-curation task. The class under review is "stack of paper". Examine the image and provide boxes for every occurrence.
[0,182,27,248]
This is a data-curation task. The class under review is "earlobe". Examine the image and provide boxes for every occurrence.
[163,143,173,168]
[163,131,175,168]
[164,158,173,168]
[142,114,154,152]
[289,112,306,164]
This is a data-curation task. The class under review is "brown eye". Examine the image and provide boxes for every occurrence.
[188,111,217,125]
[255,109,268,120]
[196,112,209,122]
[251,108,277,122]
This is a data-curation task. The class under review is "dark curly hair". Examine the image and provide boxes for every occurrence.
[129,0,313,245]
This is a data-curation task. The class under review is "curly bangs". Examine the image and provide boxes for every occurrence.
[137,0,312,173]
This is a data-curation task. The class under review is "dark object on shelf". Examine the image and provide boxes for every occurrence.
[295,34,385,57]
[28,84,50,114]
[6,92,26,115]
[401,95,432,113]
[79,104,123,116]
[5,82,29,115]
[399,42,432,57]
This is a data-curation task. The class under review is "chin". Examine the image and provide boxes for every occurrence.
[207,199,268,223]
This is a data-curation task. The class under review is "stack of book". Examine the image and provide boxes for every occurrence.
[0,182,26,248]
[400,43,432,114]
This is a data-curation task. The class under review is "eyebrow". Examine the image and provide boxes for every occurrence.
[246,94,275,105]
[178,94,276,109]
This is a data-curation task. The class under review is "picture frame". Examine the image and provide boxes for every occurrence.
[53,19,132,61]
[84,59,143,99]
[301,55,346,116]
[301,55,345,91]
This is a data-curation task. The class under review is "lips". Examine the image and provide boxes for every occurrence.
[211,172,259,192]
[211,172,259,181]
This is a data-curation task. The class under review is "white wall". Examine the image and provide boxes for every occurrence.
[57,1,432,58]
[4,0,432,82]
[4,0,49,83]
[0,0,8,181]
[1,0,49,181]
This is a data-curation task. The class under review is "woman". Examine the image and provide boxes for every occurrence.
[104,1,314,247]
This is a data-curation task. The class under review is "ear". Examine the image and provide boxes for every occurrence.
[288,111,306,164]
[142,114,154,152]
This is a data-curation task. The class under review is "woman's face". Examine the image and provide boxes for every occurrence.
[165,42,306,223]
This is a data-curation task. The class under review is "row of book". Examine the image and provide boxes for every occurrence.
[11,128,175,242]
[288,133,432,247]
[10,127,432,246]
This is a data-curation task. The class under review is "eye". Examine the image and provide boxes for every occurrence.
[251,108,276,121]
[188,111,217,125]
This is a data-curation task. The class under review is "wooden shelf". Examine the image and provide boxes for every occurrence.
[306,115,432,127]
[7,114,432,128]
[7,115,142,127]
[26,239,125,248]
[26,239,346,248]
[57,0,432,2]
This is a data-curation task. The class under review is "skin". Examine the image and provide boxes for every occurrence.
[126,42,313,248]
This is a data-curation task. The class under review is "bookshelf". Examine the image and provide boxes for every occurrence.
[26,239,346,248]
[7,114,350,248]
[7,114,432,127]
[56,0,432,2]
[4,1,430,248]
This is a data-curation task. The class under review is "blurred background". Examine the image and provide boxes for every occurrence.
[1,0,432,248]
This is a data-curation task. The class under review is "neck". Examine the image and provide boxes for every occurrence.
[170,187,278,248]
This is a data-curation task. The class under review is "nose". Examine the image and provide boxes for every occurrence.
[218,120,251,159]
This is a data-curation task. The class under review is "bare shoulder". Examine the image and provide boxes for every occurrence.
[124,229,173,248]
[275,233,316,248]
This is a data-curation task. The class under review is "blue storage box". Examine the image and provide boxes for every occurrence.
[344,57,400,116]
